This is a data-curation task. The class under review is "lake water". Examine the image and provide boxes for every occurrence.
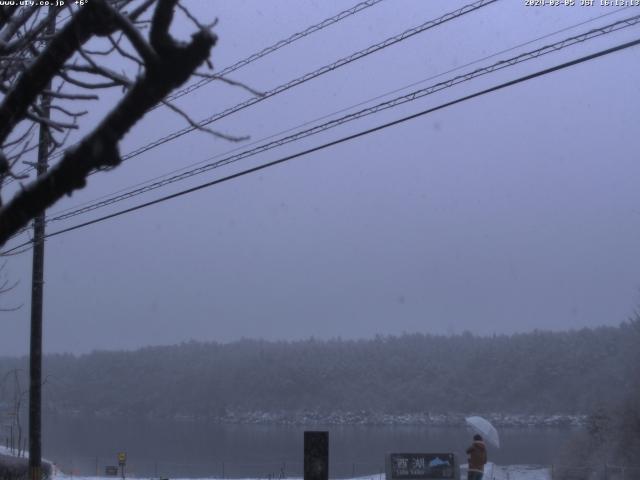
[41,416,579,478]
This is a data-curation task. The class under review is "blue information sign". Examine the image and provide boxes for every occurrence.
[386,453,456,480]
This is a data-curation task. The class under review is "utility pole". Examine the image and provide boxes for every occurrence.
[29,8,55,480]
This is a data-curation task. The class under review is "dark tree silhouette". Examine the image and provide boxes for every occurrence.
[0,0,237,246]
[0,4,244,479]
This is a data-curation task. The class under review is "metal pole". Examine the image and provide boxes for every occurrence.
[28,8,54,480]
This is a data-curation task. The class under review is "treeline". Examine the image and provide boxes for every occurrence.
[555,387,640,478]
[1,319,639,419]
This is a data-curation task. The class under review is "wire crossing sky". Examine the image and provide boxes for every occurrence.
[3,35,639,253]
[3,0,500,242]
[5,0,498,186]
[19,11,639,234]
[38,5,635,220]
[106,0,500,171]
[3,0,387,185]
[1,0,639,355]
[9,3,636,244]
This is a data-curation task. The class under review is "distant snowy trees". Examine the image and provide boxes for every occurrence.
[0,369,28,456]
[554,388,640,479]
[1,319,638,418]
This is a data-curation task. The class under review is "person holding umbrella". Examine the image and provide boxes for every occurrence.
[465,433,487,480]
[464,416,499,479]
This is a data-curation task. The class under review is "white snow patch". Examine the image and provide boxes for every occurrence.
[462,462,550,479]
[493,464,551,480]
[48,464,551,480]
[0,445,27,458]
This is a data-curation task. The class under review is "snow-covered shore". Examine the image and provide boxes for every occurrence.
[3,446,553,479]
[184,410,584,427]
[1,447,553,480]
[49,465,552,480]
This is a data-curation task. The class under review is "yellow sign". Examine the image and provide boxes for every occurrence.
[117,452,126,464]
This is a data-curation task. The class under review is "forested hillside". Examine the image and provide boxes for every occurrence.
[1,320,638,420]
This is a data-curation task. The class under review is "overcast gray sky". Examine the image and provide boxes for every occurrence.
[1,0,639,356]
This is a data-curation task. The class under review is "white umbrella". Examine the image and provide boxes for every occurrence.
[465,416,500,448]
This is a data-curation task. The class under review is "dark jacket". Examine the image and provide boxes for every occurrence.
[466,440,487,473]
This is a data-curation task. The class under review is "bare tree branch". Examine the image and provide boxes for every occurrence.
[161,99,248,142]
[0,0,218,244]
[25,109,76,132]
[73,50,134,86]
[0,7,36,51]
[194,72,265,97]
[106,32,144,66]
[82,31,123,56]
[0,260,21,309]
[6,143,38,167]
[57,69,122,90]
[2,122,36,150]
[127,0,157,22]
[176,2,218,31]
[42,89,100,101]
[0,0,117,144]
[0,6,20,32]
[0,276,18,294]
[5,137,35,171]
[45,128,68,154]
[104,2,158,65]
[150,0,183,54]
[49,104,88,118]
[1,8,56,56]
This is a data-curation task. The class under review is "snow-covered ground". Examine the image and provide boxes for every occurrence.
[3,447,551,480]
[493,464,551,479]
[47,465,552,480]
[463,462,550,480]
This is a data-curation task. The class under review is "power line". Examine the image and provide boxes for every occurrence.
[3,35,639,255]
[5,10,640,244]
[5,7,637,242]
[162,0,387,104]
[42,5,635,221]
[9,0,497,185]
[3,0,387,185]
[119,0,498,161]
[6,9,637,243]
[33,12,640,227]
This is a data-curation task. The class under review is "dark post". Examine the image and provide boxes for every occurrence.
[28,8,54,480]
[304,431,328,480]
[28,113,47,480]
